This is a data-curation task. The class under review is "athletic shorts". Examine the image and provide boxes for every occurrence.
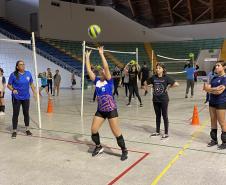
[95,109,118,119]
[141,78,148,86]
[209,102,226,110]
[0,92,5,98]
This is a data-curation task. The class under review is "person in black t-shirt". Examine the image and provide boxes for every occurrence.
[126,60,143,107]
[194,64,200,82]
[47,68,53,95]
[112,65,121,96]
[146,63,179,139]
[140,62,149,96]
[0,68,6,115]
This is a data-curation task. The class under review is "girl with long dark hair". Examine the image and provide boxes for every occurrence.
[147,63,179,139]
[203,61,226,149]
[7,60,36,139]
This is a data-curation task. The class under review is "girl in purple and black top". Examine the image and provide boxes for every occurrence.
[85,46,128,161]
[204,60,226,149]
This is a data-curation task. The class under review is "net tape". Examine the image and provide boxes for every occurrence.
[85,45,136,55]
[0,38,31,44]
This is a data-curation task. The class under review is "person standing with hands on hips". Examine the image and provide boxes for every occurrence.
[146,63,179,139]
[7,60,37,139]
[203,60,226,149]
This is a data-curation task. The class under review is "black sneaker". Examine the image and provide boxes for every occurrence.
[207,140,218,147]
[150,132,160,137]
[11,132,17,139]
[26,130,32,136]
[218,143,226,150]
[140,103,143,107]
[127,103,131,107]
[121,149,128,161]
[92,145,104,157]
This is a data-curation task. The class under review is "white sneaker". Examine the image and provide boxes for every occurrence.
[0,112,5,116]
[161,134,169,140]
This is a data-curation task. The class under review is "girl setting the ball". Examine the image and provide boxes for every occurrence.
[85,46,128,161]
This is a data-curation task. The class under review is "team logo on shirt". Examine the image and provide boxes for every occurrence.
[154,83,165,95]
[26,76,30,81]
[102,87,106,92]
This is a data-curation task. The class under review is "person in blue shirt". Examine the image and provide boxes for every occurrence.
[85,46,128,161]
[184,62,197,98]
[7,60,36,139]
[203,60,226,149]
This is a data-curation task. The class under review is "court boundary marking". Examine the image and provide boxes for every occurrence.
[150,119,209,185]
[0,130,150,185]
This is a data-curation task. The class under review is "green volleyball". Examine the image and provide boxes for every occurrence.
[88,25,101,39]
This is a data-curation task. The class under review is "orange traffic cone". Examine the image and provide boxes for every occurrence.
[47,98,53,113]
[191,105,200,125]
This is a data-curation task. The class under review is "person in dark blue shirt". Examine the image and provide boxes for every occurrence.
[203,60,226,149]
[7,60,36,139]
[85,46,128,161]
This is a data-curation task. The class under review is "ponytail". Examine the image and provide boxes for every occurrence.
[14,60,21,80]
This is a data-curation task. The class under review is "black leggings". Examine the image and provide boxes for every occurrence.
[47,79,53,94]
[128,83,142,104]
[113,80,120,96]
[124,83,129,96]
[93,90,97,101]
[12,98,30,130]
[153,101,169,134]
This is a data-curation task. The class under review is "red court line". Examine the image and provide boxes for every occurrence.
[0,130,148,155]
[107,152,149,185]
[0,130,150,184]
